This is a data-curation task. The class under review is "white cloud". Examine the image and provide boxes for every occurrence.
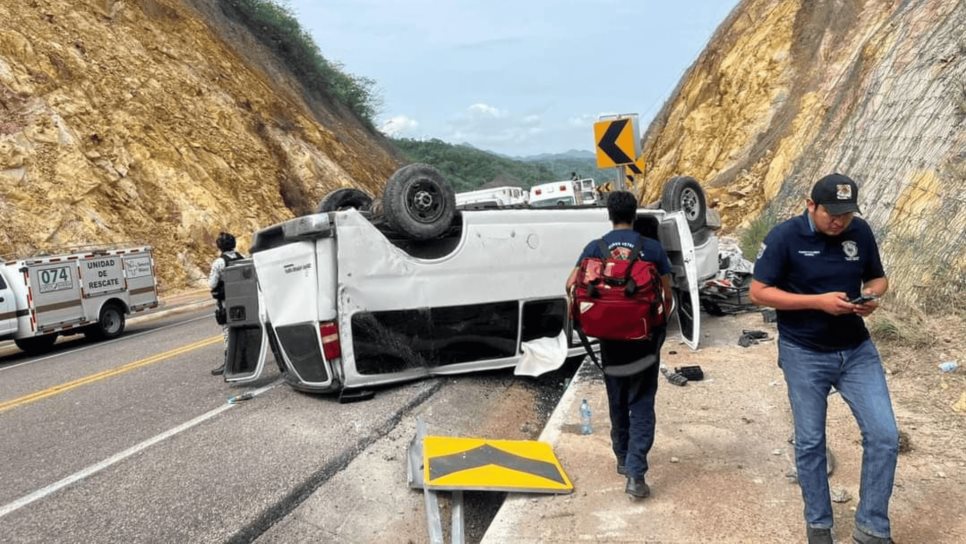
[379,115,419,137]
[467,103,505,118]
[446,105,546,153]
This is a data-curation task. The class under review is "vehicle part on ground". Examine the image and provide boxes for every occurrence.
[383,164,456,240]
[87,302,125,340]
[14,333,58,354]
[317,188,373,213]
[661,176,707,233]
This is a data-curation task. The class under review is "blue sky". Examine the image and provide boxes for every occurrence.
[288,1,739,157]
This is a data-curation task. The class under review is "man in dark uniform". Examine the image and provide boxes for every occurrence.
[750,174,897,544]
[566,191,673,499]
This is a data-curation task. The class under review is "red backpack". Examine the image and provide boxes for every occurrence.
[571,238,666,342]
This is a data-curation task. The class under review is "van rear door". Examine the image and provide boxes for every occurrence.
[223,259,269,382]
[0,268,17,336]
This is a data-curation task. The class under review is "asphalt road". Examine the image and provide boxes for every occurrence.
[0,309,574,543]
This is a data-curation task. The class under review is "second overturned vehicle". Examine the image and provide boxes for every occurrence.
[222,165,720,398]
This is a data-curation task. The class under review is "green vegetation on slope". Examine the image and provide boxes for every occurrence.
[222,0,381,125]
[392,138,614,192]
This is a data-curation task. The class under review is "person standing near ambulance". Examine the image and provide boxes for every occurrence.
[566,191,673,499]
[208,232,244,376]
[749,174,897,544]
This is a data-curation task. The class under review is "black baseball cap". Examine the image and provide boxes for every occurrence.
[811,173,861,215]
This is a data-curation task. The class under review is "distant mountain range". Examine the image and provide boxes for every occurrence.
[391,138,615,191]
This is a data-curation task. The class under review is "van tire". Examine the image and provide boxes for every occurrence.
[14,334,58,354]
[318,188,373,212]
[661,176,707,233]
[87,303,126,340]
[383,164,456,240]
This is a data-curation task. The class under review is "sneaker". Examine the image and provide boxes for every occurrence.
[852,527,893,544]
[625,477,650,498]
[806,526,833,544]
[211,365,225,376]
[616,461,626,476]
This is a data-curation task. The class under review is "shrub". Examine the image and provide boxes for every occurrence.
[739,210,779,260]
[223,0,381,125]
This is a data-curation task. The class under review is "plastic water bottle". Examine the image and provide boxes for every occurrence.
[580,399,592,435]
[938,361,958,373]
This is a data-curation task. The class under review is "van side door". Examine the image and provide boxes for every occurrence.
[222,259,269,382]
[659,213,701,349]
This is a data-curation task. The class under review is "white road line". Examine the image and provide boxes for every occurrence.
[0,379,282,519]
[0,314,211,373]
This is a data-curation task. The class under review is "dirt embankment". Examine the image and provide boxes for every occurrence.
[638,0,965,312]
[0,0,400,291]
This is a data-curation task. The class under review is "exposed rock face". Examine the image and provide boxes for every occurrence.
[0,0,400,290]
[640,0,965,310]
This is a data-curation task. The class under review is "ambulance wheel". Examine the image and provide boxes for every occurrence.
[14,334,58,354]
[383,163,456,240]
[318,188,373,212]
[661,176,707,233]
[89,303,126,340]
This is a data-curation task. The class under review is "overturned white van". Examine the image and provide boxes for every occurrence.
[223,165,718,398]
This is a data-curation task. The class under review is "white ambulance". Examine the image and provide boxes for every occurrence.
[0,246,159,353]
[529,178,599,207]
[222,165,719,399]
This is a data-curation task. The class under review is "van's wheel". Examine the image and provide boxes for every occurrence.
[317,188,373,212]
[14,334,58,354]
[383,164,456,240]
[661,176,707,233]
[87,303,126,340]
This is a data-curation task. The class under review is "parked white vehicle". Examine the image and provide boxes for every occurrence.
[223,165,719,398]
[529,178,599,207]
[0,246,159,353]
[455,186,528,209]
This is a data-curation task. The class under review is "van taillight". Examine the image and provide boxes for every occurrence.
[559,184,567,191]
[319,321,341,360]
[534,189,542,195]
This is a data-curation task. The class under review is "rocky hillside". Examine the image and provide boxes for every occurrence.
[639,0,965,311]
[0,0,400,290]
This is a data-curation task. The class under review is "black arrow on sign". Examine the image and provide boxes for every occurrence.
[627,162,642,175]
[428,444,567,485]
[598,119,633,165]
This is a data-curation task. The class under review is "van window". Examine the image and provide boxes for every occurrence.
[520,299,567,343]
[0,274,6,290]
[351,301,519,375]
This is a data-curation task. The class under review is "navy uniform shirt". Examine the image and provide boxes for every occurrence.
[576,229,671,274]
[753,211,885,351]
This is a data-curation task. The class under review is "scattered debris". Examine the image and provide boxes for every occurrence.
[739,329,770,347]
[700,240,757,315]
[898,430,913,453]
[670,457,680,463]
[675,365,704,381]
[660,366,688,386]
[938,360,958,373]
[831,488,852,503]
[772,448,783,456]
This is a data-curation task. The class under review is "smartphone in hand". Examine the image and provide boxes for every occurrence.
[848,294,877,305]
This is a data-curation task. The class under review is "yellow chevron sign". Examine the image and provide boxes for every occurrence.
[594,115,640,168]
[423,436,573,493]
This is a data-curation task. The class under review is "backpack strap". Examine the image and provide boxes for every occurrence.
[596,239,610,260]
[622,238,645,296]
[575,325,604,372]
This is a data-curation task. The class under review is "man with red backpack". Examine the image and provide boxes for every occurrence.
[566,190,673,499]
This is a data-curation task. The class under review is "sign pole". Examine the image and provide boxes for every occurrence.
[616,165,626,191]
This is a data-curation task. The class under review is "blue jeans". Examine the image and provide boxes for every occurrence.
[779,337,898,538]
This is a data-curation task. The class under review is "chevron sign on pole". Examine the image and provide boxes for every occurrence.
[594,115,640,169]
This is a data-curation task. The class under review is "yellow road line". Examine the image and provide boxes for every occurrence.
[0,335,222,414]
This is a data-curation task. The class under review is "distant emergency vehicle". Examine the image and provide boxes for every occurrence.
[0,246,159,353]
